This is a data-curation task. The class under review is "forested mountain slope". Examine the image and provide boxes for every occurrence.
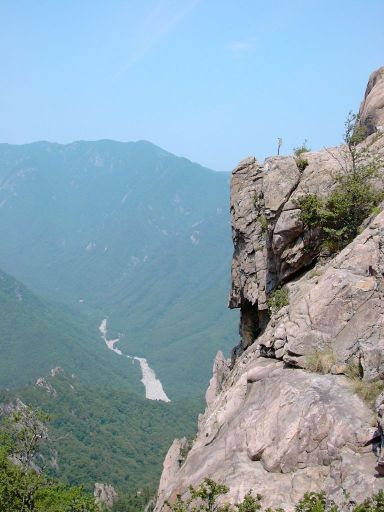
[0,371,202,495]
[0,140,237,398]
[0,268,141,392]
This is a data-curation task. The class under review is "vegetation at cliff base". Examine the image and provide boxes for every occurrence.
[0,372,203,497]
[0,406,97,511]
[165,479,384,512]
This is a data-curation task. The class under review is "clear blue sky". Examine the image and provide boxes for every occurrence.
[1,0,383,171]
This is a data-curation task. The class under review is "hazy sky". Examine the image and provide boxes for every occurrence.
[1,0,383,171]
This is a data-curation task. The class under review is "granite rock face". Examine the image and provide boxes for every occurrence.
[94,483,118,509]
[156,359,381,511]
[229,85,384,354]
[256,210,384,376]
[155,68,384,511]
[359,66,384,135]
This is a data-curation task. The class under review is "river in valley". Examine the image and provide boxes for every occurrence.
[99,319,170,402]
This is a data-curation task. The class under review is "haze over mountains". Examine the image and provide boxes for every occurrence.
[0,140,237,398]
[0,268,142,391]
[0,140,239,495]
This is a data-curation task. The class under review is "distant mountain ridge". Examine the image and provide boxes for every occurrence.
[0,140,237,398]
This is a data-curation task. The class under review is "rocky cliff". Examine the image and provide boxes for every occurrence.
[155,66,384,511]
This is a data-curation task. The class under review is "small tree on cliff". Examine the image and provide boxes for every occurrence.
[166,479,262,512]
[296,112,383,253]
[0,406,98,511]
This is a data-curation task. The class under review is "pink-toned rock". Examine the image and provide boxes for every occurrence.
[359,66,384,135]
[155,360,382,511]
[155,67,384,512]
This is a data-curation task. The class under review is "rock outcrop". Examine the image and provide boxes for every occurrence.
[359,66,384,135]
[155,67,384,511]
[94,483,118,509]
[156,358,381,511]
[35,377,57,397]
[229,134,384,356]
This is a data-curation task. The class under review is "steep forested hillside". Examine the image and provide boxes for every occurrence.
[0,268,203,497]
[0,269,141,392]
[0,140,237,398]
[0,371,203,495]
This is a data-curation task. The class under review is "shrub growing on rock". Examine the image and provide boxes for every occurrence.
[235,492,262,512]
[297,172,383,253]
[305,348,336,374]
[166,478,231,512]
[293,140,310,172]
[295,492,333,512]
[259,215,268,232]
[354,489,384,512]
[296,194,323,229]
[296,113,383,253]
[267,287,289,314]
[165,480,384,512]
[345,362,384,410]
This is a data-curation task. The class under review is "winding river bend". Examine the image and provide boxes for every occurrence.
[99,319,170,402]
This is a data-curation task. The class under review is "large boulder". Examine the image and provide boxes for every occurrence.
[155,359,381,511]
[257,210,384,378]
[359,66,384,135]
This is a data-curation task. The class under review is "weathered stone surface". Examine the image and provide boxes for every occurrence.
[229,67,384,353]
[156,438,189,509]
[155,68,384,512]
[253,211,384,379]
[35,377,57,397]
[272,209,303,255]
[155,359,382,511]
[359,66,384,135]
[205,351,230,407]
[94,483,118,509]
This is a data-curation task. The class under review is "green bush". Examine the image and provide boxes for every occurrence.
[259,215,268,232]
[166,478,230,512]
[235,492,262,512]
[295,156,309,171]
[354,489,384,512]
[165,479,384,512]
[296,113,383,254]
[296,173,383,253]
[295,492,330,512]
[294,140,311,157]
[296,194,323,229]
[321,173,383,252]
[267,287,289,314]
[294,140,311,172]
